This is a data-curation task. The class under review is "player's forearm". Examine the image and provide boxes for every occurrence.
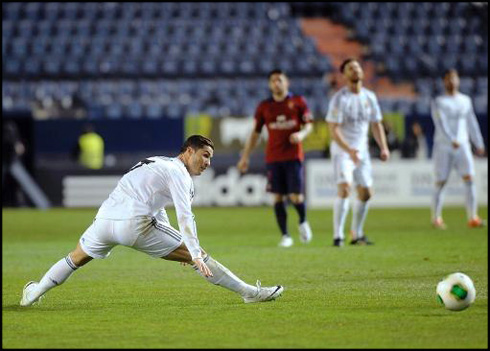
[328,123,352,152]
[241,132,260,158]
[467,113,485,150]
[178,215,202,260]
[371,122,389,151]
[297,123,313,140]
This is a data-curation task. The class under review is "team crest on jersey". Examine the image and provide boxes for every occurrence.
[288,101,295,110]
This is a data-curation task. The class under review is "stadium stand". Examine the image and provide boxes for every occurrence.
[2,2,488,119]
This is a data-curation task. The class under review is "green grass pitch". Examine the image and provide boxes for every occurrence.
[2,206,488,348]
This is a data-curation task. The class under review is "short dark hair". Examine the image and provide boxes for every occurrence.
[180,135,214,153]
[443,68,458,77]
[340,58,358,73]
[268,69,287,80]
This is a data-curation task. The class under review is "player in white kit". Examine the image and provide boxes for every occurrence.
[326,58,390,247]
[20,135,284,306]
[431,69,486,229]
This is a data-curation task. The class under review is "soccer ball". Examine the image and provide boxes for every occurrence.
[436,272,476,311]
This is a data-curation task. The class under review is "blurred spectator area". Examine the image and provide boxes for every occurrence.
[2,2,488,119]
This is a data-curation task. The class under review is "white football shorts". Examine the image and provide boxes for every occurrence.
[433,142,475,182]
[79,212,183,259]
[332,149,373,187]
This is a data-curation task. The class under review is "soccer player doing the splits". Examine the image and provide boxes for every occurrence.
[431,69,486,229]
[326,58,390,247]
[237,69,314,248]
[20,135,283,307]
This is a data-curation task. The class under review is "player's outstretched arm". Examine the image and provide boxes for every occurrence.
[371,121,390,161]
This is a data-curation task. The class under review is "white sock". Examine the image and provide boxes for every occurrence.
[333,197,350,240]
[432,184,446,220]
[30,256,78,301]
[351,200,369,239]
[193,256,256,297]
[464,180,477,220]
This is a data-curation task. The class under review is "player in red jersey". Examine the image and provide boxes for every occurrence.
[237,70,314,247]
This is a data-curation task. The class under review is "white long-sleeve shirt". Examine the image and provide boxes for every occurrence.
[95,156,201,260]
[431,92,485,149]
[325,87,383,155]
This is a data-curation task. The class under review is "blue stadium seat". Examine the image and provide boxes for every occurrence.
[459,77,475,95]
[403,57,420,76]
[23,58,42,77]
[146,104,163,119]
[460,55,478,76]
[4,59,22,76]
[43,59,61,76]
[106,103,123,119]
[444,35,462,53]
[473,95,487,115]
[425,35,444,55]
[477,55,488,74]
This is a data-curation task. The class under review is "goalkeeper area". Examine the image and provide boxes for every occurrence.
[2,207,487,348]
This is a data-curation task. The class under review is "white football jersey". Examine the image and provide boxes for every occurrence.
[431,92,484,149]
[95,156,201,259]
[325,87,382,154]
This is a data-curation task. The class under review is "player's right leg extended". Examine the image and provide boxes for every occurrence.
[164,244,284,303]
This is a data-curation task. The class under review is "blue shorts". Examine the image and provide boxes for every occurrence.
[266,160,304,195]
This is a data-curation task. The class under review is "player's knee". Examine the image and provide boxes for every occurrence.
[436,180,447,188]
[462,175,473,182]
[338,187,350,198]
[359,190,372,202]
[69,248,92,267]
[288,194,303,204]
[273,194,285,203]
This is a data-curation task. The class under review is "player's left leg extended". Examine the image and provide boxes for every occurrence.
[164,244,284,303]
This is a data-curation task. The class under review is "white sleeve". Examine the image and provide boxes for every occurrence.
[466,100,485,150]
[431,99,456,143]
[325,93,343,123]
[369,93,383,122]
[167,168,201,260]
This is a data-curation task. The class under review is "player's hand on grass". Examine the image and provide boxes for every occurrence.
[193,258,213,277]
[380,148,390,162]
[237,157,249,173]
[289,132,301,144]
